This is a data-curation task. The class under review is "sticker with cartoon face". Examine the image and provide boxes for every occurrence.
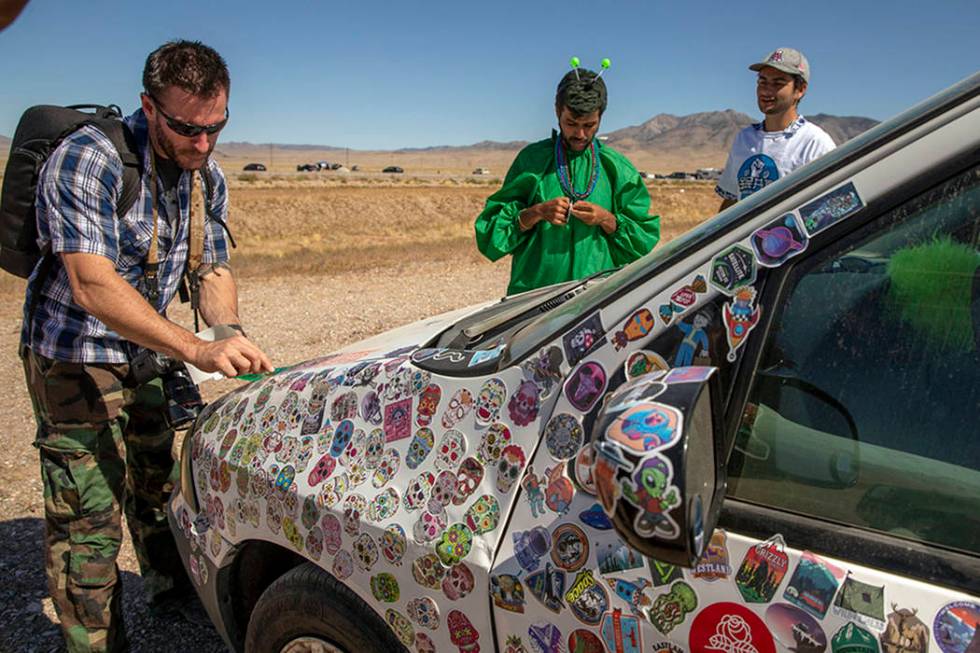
[363,428,385,469]
[724,286,761,362]
[330,419,354,458]
[544,413,585,461]
[332,550,353,580]
[413,508,448,544]
[607,402,682,454]
[442,562,475,601]
[475,378,507,426]
[572,444,598,496]
[435,429,467,471]
[353,532,379,572]
[331,391,359,422]
[453,457,484,506]
[373,448,401,488]
[464,494,500,535]
[408,369,431,396]
[435,523,474,566]
[648,581,698,635]
[563,312,605,366]
[385,609,415,648]
[521,345,564,399]
[564,362,607,413]
[415,384,442,428]
[404,471,435,512]
[370,572,400,603]
[492,574,526,613]
[412,553,446,590]
[406,427,435,470]
[441,389,474,429]
[508,379,540,427]
[550,524,589,572]
[367,488,400,522]
[477,422,512,465]
[406,596,440,631]
[496,444,527,494]
[380,524,407,565]
[447,610,481,651]
[384,397,412,443]
[321,513,342,555]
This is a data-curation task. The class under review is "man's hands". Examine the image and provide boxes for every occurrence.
[519,198,616,233]
[189,335,274,378]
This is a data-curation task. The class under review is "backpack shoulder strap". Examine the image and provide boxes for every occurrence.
[90,118,142,219]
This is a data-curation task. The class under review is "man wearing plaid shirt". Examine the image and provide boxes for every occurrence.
[20,40,272,652]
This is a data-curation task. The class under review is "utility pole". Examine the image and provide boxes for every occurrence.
[269,143,273,170]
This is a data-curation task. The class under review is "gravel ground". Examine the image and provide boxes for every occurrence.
[0,260,509,653]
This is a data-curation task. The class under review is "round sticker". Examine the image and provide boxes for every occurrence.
[550,524,589,571]
[765,603,827,652]
[690,602,775,653]
[934,601,980,653]
[544,413,585,461]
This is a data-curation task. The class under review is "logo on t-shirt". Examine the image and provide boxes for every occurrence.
[737,154,779,199]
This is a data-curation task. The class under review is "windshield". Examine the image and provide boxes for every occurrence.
[507,72,980,363]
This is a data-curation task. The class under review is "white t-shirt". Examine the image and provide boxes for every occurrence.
[715,117,836,202]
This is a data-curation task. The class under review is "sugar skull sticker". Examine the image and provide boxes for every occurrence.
[332,549,353,580]
[475,378,507,427]
[367,487,400,522]
[406,596,440,631]
[372,448,401,488]
[442,389,474,429]
[453,457,484,506]
[352,532,379,572]
[329,419,354,459]
[370,572,400,603]
[477,422,512,464]
[363,428,385,469]
[406,427,435,470]
[463,494,500,535]
[413,508,448,544]
[435,523,474,566]
[435,430,467,471]
[385,609,415,648]
[404,471,435,512]
[496,444,527,494]
[321,513,342,555]
[416,384,442,428]
[412,553,446,590]
[447,610,480,652]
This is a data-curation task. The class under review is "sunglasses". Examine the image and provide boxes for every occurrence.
[147,93,228,137]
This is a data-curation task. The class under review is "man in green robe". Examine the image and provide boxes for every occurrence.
[475,67,660,295]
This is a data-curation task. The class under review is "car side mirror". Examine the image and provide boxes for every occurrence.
[589,367,726,567]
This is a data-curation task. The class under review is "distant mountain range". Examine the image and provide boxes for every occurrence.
[2,111,878,171]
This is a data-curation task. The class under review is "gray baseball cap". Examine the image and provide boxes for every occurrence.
[749,47,810,83]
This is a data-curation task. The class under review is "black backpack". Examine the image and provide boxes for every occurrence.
[0,104,142,278]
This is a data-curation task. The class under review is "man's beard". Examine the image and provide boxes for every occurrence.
[152,120,212,170]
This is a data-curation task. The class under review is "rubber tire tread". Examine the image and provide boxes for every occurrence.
[244,562,408,653]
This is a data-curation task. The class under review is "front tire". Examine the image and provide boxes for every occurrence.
[245,562,406,653]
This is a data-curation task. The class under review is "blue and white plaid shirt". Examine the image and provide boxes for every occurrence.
[22,109,231,363]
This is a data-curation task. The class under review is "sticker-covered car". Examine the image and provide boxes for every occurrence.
[169,73,980,652]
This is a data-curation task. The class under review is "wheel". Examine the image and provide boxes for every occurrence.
[245,562,406,653]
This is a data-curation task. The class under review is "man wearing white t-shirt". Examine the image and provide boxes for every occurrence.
[716,47,836,210]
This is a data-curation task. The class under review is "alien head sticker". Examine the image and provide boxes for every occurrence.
[752,212,808,267]
[723,286,761,362]
[619,453,681,539]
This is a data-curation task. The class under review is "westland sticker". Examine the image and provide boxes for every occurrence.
[690,602,776,653]
[783,551,846,619]
[933,601,980,653]
[735,534,789,603]
[751,212,809,266]
[800,181,864,236]
[693,530,732,582]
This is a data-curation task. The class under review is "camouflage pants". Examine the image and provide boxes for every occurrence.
[22,349,191,653]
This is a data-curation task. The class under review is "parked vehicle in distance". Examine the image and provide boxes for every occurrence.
[351,165,360,172]
[382,166,404,173]
[316,161,331,170]
[169,73,980,653]
[696,167,722,180]
[638,171,651,179]
[243,163,266,172]
[472,167,491,175]
[667,171,695,180]
[297,163,318,172]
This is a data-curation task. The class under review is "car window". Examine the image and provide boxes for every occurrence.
[727,164,980,555]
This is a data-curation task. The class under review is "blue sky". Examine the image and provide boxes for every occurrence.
[1,0,977,149]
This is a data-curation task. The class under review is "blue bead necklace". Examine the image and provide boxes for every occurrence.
[555,135,600,201]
